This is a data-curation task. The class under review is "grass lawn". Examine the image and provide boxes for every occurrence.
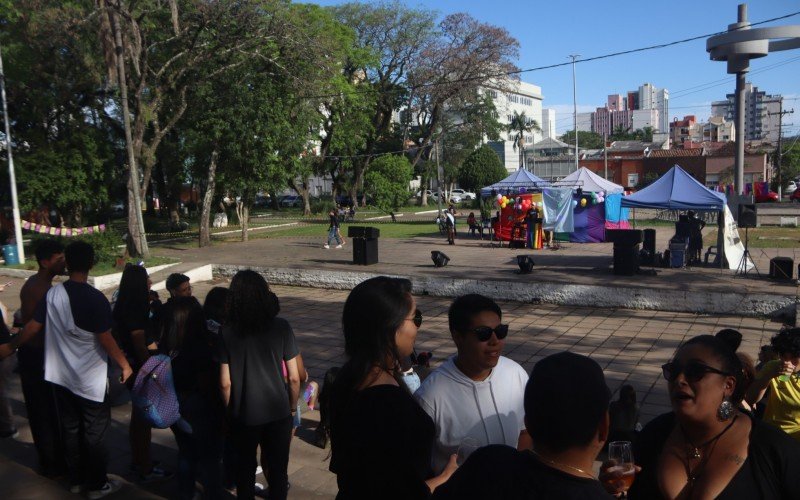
[704,226,800,248]
[7,255,179,276]
[217,220,444,242]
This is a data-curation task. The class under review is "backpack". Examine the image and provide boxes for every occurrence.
[131,353,191,432]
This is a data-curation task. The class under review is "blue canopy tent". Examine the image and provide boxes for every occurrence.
[620,165,727,267]
[480,169,550,198]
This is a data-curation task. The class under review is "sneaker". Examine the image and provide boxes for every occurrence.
[323,244,330,249]
[138,466,173,482]
[335,244,343,249]
[87,480,121,499]
[0,428,18,439]
[255,465,263,476]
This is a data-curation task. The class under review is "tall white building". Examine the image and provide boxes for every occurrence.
[632,109,660,132]
[541,108,556,139]
[637,83,669,133]
[711,82,782,143]
[484,80,544,171]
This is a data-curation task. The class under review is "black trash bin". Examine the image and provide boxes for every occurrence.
[606,229,643,276]
[348,226,380,265]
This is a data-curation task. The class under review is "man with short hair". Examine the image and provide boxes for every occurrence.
[6,241,132,498]
[166,273,191,297]
[432,352,613,499]
[414,294,530,475]
[17,239,66,476]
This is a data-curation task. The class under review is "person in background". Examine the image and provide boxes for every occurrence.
[466,212,479,236]
[608,384,640,445]
[444,209,456,245]
[414,294,530,475]
[166,273,192,298]
[746,328,800,441]
[314,367,339,449]
[0,306,17,440]
[715,328,743,352]
[284,353,319,436]
[113,264,170,482]
[160,296,223,500]
[330,277,456,499]
[219,270,299,500]
[203,286,229,335]
[6,241,133,498]
[13,239,66,476]
[433,352,613,500]
[687,210,706,264]
[324,209,343,249]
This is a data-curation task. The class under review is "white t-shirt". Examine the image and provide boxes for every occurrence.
[414,355,528,474]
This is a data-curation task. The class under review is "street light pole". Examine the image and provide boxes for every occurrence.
[0,45,25,264]
[569,54,581,172]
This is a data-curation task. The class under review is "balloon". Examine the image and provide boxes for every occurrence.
[501,202,507,209]
[580,198,587,207]
[501,196,508,204]
[497,194,503,201]
[572,200,578,207]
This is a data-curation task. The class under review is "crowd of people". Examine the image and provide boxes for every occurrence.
[1,239,800,499]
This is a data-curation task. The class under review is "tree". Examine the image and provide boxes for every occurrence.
[559,130,604,149]
[507,111,541,170]
[458,146,506,192]
[364,155,413,211]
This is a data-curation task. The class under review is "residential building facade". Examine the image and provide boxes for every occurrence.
[711,83,782,143]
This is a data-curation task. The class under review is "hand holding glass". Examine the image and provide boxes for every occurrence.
[607,441,635,492]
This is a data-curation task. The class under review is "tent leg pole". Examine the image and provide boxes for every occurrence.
[718,209,724,270]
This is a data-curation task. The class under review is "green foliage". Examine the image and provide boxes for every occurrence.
[364,155,413,211]
[458,146,506,192]
[29,228,124,266]
[559,130,605,149]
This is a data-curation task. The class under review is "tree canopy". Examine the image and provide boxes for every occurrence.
[458,146,507,192]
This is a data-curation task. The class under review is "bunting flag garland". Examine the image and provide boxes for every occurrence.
[21,220,106,237]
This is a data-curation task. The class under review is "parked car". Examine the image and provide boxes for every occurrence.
[791,189,800,203]
[785,181,797,195]
[451,189,476,200]
[449,194,463,204]
[280,195,302,208]
[415,189,435,199]
[755,190,779,203]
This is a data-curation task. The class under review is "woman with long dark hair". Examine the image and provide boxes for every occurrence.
[219,270,299,500]
[160,296,223,500]
[330,277,456,499]
[113,264,168,481]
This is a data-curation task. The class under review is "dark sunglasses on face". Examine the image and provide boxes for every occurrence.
[661,360,731,382]
[406,309,423,328]
[471,324,509,342]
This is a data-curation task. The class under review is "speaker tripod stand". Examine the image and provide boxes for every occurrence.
[735,226,760,278]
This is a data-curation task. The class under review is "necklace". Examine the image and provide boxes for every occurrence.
[679,415,738,460]
[530,450,596,480]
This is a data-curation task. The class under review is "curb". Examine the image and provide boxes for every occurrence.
[213,264,796,319]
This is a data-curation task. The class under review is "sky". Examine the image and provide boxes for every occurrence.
[301,0,800,135]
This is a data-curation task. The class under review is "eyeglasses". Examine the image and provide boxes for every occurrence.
[471,324,509,342]
[405,309,423,328]
[661,360,731,382]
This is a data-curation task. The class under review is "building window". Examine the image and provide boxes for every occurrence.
[628,173,639,187]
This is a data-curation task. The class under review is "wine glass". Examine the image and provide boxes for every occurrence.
[607,441,635,496]
[457,437,479,466]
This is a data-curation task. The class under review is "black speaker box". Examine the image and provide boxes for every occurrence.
[353,238,378,265]
[769,257,794,280]
[348,226,380,238]
[606,229,643,246]
[738,204,757,228]
[613,244,640,276]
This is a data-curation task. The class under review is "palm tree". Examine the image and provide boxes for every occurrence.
[507,111,542,171]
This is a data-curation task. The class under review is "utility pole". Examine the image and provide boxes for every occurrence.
[0,45,25,264]
[604,132,609,180]
[768,105,794,199]
[569,55,580,172]
[435,137,443,217]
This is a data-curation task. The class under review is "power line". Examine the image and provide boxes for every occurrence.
[292,10,800,101]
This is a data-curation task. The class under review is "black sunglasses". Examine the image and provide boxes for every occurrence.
[471,324,509,342]
[406,309,423,328]
[661,360,731,382]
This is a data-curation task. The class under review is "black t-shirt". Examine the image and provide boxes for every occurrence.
[433,445,611,500]
[329,214,340,229]
[169,330,219,397]
[330,384,435,500]
[113,303,153,365]
[0,309,10,345]
[33,280,112,334]
[630,412,800,500]
[217,317,298,426]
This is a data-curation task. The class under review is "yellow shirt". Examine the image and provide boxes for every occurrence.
[762,359,800,441]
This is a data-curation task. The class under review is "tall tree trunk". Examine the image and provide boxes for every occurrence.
[109,3,149,258]
[198,148,218,248]
[289,178,312,216]
[240,204,249,242]
[268,191,280,210]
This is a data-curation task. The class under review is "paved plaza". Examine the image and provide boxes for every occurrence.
[0,275,781,499]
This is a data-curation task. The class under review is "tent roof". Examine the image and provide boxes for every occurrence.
[480,169,550,197]
[560,167,624,194]
[621,165,726,210]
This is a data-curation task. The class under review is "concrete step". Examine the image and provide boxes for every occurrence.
[146,262,213,293]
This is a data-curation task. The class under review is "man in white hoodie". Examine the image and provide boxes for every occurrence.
[414,294,530,474]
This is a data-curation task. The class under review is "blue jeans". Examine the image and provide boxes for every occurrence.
[172,393,223,500]
[327,227,342,246]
